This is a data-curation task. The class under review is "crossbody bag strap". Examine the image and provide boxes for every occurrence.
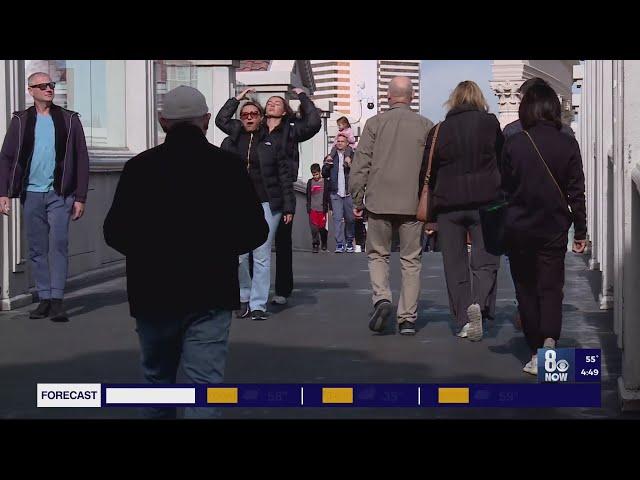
[524,130,568,207]
[424,123,441,186]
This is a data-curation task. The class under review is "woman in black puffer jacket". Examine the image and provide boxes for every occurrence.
[215,89,294,321]
[262,88,321,306]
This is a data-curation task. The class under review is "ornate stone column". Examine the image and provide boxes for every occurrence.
[490,60,579,130]
[489,80,522,129]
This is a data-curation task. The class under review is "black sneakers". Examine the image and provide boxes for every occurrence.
[29,300,51,319]
[398,321,416,336]
[49,299,69,322]
[312,244,319,253]
[251,310,268,321]
[368,300,392,332]
[235,302,250,318]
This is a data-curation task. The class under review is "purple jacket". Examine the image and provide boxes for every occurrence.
[0,104,89,202]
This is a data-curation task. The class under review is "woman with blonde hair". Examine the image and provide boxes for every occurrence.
[421,80,504,341]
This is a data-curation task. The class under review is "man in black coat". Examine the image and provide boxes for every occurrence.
[103,86,268,419]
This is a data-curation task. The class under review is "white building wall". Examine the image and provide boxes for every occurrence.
[621,60,640,402]
[577,59,640,408]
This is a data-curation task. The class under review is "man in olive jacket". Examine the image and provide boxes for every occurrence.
[350,76,434,336]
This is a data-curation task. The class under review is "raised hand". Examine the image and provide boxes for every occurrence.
[235,87,256,101]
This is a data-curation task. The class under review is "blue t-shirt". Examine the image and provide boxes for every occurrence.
[27,114,56,192]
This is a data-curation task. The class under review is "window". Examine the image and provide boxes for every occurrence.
[24,60,126,148]
[154,60,198,144]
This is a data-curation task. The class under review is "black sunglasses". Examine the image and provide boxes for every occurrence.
[29,82,56,91]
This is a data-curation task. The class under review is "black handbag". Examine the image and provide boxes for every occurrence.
[479,199,508,256]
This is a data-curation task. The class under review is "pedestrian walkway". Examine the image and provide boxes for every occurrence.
[0,250,628,419]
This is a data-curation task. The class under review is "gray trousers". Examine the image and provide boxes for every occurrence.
[23,191,74,300]
[366,212,423,323]
[437,209,500,328]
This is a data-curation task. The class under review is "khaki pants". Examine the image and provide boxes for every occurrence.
[366,212,423,323]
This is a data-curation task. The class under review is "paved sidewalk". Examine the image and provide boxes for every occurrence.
[0,249,629,419]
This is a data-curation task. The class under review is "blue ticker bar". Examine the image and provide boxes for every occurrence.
[100,383,601,408]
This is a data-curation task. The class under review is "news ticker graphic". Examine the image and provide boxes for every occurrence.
[537,348,601,383]
[36,383,601,408]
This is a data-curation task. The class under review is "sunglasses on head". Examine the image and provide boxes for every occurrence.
[240,111,261,119]
[29,82,56,91]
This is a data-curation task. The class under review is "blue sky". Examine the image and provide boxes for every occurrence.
[420,60,499,122]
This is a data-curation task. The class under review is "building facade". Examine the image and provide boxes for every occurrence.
[573,60,640,409]
[490,60,578,129]
[376,60,421,113]
[310,59,421,149]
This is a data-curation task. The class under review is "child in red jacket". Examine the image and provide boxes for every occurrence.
[306,163,329,253]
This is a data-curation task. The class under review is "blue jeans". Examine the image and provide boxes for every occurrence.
[135,309,232,419]
[239,202,282,311]
[23,191,74,300]
[330,193,354,246]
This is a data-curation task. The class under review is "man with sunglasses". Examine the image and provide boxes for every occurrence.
[215,88,294,321]
[0,72,89,322]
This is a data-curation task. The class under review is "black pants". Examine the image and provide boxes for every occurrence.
[438,209,500,328]
[275,219,293,297]
[354,217,367,250]
[507,231,567,354]
[309,216,328,248]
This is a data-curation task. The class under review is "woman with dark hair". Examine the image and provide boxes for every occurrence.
[423,80,504,342]
[263,90,322,306]
[215,88,295,321]
[501,83,587,375]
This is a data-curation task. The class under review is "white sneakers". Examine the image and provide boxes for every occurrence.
[523,355,538,375]
[456,323,470,338]
[455,304,482,340]
[523,340,556,375]
[466,303,483,341]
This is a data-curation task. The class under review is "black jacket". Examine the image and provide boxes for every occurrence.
[421,104,504,219]
[306,177,329,213]
[103,125,268,317]
[0,104,90,202]
[503,118,575,139]
[217,99,294,214]
[500,121,587,241]
[321,148,353,195]
[263,92,322,186]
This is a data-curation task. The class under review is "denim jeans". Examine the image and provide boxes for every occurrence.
[238,202,282,311]
[23,190,74,300]
[330,193,354,246]
[135,308,232,419]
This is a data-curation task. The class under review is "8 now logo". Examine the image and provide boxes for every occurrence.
[538,348,574,383]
